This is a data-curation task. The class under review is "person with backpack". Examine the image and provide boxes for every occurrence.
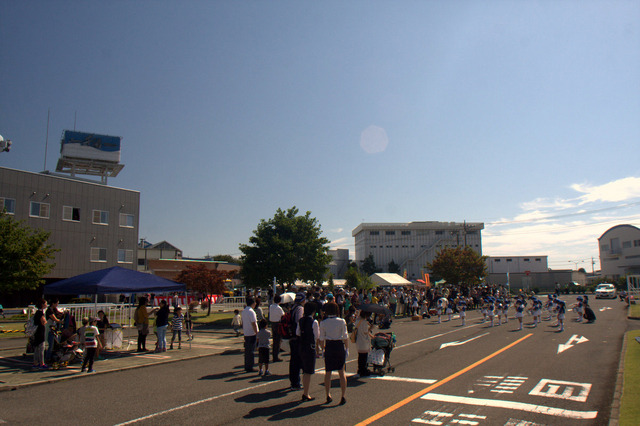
[288,292,306,390]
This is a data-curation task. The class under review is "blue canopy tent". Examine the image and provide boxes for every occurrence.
[44,266,186,295]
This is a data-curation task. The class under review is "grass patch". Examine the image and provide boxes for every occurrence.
[191,311,235,328]
[628,303,640,319]
[619,329,640,426]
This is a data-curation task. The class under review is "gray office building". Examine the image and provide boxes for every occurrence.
[0,166,140,280]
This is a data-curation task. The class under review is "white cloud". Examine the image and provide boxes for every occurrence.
[483,176,640,271]
[330,228,344,233]
[572,177,640,204]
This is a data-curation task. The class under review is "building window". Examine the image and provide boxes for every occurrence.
[401,231,411,236]
[138,258,146,267]
[117,249,134,263]
[601,244,609,252]
[535,258,541,261]
[524,258,530,262]
[1,197,16,214]
[494,259,501,262]
[506,258,513,262]
[386,231,395,235]
[369,231,379,236]
[634,240,640,247]
[622,241,632,249]
[92,210,109,225]
[435,230,444,235]
[30,201,50,218]
[119,213,135,228]
[62,206,81,222]
[90,247,107,262]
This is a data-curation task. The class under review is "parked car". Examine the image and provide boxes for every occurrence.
[595,283,617,299]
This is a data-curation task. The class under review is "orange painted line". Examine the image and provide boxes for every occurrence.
[355,333,533,426]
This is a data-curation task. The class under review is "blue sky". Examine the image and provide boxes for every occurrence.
[1,1,639,271]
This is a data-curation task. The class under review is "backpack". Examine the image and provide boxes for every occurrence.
[279,305,301,340]
[24,316,38,338]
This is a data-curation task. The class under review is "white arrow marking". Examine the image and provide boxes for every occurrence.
[439,333,489,350]
[557,334,589,354]
[599,307,612,312]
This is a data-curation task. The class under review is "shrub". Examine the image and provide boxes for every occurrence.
[188,301,199,312]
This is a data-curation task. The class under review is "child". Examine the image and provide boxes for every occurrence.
[514,298,525,331]
[457,297,467,326]
[231,309,242,336]
[445,297,453,322]
[81,317,101,373]
[256,319,272,376]
[77,317,89,361]
[184,309,193,341]
[170,306,184,350]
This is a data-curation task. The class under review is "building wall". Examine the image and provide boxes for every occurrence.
[598,224,640,280]
[486,256,548,274]
[0,167,139,279]
[328,248,350,279]
[352,221,484,280]
[488,270,586,292]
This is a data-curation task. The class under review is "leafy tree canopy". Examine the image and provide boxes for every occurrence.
[427,247,487,288]
[239,207,331,289]
[174,264,233,315]
[388,259,400,274]
[360,253,379,276]
[345,267,377,291]
[0,212,58,294]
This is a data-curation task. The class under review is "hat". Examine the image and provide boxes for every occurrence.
[295,292,305,303]
[326,293,334,300]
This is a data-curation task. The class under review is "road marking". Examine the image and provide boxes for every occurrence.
[557,334,589,354]
[439,333,489,350]
[504,418,544,426]
[372,376,437,384]
[420,393,597,419]
[529,379,592,402]
[412,410,486,425]
[355,333,533,426]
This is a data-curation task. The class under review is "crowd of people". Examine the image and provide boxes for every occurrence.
[234,283,596,402]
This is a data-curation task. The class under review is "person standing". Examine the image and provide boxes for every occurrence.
[355,310,374,377]
[241,297,258,372]
[298,302,319,401]
[45,298,63,361]
[268,294,284,362]
[170,306,184,350]
[134,297,150,352]
[288,292,306,390]
[31,299,48,370]
[319,302,348,405]
[81,317,101,373]
[155,300,170,353]
[256,319,272,376]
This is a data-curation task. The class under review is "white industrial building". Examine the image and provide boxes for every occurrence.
[486,256,549,274]
[352,221,484,280]
[599,224,640,280]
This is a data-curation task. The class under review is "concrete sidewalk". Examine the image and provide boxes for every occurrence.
[0,328,244,392]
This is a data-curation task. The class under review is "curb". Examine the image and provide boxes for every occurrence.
[608,330,629,426]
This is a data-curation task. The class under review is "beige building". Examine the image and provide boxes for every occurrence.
[0,166,139,280]
[352,221,484,280]
[599,224,640,280]
[137,240,183,272]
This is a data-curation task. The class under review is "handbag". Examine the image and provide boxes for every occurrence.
[350,319,360,343]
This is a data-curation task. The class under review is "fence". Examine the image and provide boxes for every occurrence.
[27,303,135,327]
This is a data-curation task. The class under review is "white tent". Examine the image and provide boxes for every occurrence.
[370,273,412,287]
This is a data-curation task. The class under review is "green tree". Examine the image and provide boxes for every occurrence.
[239,207,331,289]
[0,212,58,294]
[427,247,487,288]
[388,259,400,274]
[360,253,379,276]
[174,264,233,316]
[344,267,377,291]
[327,273,335,294]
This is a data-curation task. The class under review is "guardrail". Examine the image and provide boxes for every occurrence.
[27,303,135,327]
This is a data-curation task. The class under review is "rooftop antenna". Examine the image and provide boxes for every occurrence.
[43,108,50,171]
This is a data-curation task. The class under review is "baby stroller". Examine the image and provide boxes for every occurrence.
[368,332,396,376]
[49,328,82,370]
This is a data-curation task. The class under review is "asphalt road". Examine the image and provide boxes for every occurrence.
[0,297,633,426]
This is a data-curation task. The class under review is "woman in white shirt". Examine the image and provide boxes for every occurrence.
[319,302,349,405]
[355,310,374,377]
